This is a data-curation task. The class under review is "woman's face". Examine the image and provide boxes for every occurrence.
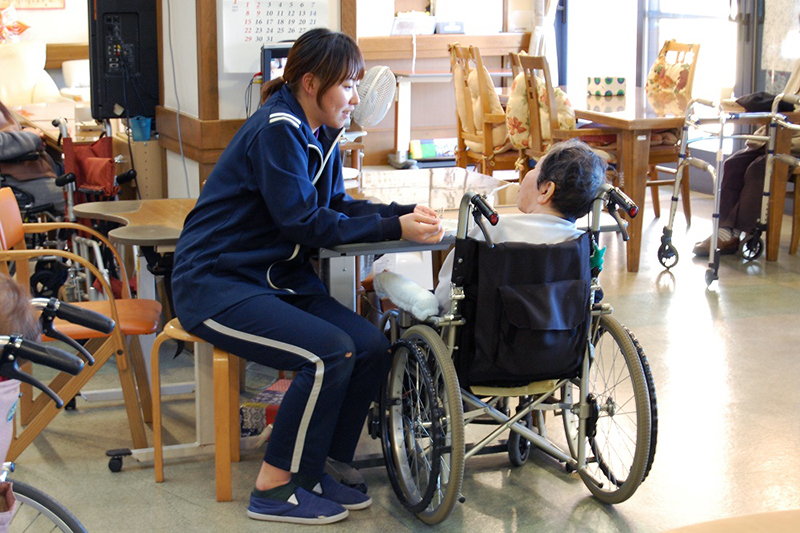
[316,78,360,130]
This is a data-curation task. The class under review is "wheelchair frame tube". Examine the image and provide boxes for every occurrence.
[460,388,577,468]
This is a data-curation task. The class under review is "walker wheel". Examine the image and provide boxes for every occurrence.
[704,268,718,287]
[740,237,763,261]
[657,243,679,269]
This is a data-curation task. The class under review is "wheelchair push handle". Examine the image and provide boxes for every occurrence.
[607,187,638,218]
[54,172,77,187]
[0,336,84,409]
[115,169,137,185]
[470,194,499,226]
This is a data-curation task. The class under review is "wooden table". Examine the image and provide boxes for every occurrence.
[767,112,799,262]
[73,198,196,247]
[11,101,99,150]
[569,87,687,272]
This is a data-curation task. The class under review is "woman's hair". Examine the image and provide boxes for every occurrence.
[260,28,365,106]
[537,139,607,222]
[0,274,40,341]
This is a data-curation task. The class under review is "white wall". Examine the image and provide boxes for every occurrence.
[167,151,200,198]
[161,0,200,118]
[11,1,88,43]
[435,0,503,34]
[566,0,638,89]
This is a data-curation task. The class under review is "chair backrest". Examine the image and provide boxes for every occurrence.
[516,53,557,155]
[450,43,478,139]
[449,43,508,153]
[646,40,700,97]
[0,187,25,252]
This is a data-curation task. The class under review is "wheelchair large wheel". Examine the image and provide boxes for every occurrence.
[380,325,465,525]
[561,315,653,504]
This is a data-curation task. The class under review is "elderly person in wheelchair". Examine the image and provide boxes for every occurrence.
[371,139,657,525]
[0,98,64,215]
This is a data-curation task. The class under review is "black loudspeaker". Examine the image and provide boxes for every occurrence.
[88,1,159,121]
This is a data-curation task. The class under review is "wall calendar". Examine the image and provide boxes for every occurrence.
[222,0,331,74]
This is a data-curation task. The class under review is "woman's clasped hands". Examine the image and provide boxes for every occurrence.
[399,205,445,244]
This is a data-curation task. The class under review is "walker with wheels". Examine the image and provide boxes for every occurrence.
[370,186,657,524]
[657,93,800,286]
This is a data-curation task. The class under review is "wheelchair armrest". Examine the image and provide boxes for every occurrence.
[22,221,132,297]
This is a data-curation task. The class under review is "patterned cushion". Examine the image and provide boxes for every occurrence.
[465,66,510,153]
[505,72,576,150]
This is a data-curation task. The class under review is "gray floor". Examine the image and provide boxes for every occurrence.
[13,188,800,532]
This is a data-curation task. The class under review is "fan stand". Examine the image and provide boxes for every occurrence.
[388,153,419,170]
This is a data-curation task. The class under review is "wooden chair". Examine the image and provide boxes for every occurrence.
[513,53,613,168]
[645,40,701,223]
[0,187,159,460]
[152,318,240,502]
[449,43,520,177]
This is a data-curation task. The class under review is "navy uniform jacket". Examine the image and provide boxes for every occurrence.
[172,85,414,330]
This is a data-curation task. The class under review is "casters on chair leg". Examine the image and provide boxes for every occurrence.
[106,448,131,472]
[64,397,77,411]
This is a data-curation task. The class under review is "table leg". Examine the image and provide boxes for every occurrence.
[323,256,357,311]
[618,129,652,272]
[767,125,792,261]
[80,253,194,403]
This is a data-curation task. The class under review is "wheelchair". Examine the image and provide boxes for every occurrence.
[370,186,658,524]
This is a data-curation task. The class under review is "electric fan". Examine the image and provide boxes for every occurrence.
[351,66,396,128]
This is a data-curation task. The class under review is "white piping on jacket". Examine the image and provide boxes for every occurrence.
[265,244,300,294]
[269,112,301,128]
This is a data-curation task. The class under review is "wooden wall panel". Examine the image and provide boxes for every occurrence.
[45,43,89,69]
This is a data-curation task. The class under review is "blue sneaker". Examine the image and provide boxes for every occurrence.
[247,486,349,524]
[312,473,372,510]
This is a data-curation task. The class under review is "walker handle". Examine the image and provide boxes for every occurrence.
[779,94,800,106]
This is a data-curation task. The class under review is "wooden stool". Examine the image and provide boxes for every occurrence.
[152,318,240,502]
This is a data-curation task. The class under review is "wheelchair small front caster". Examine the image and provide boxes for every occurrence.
[106,448,131,472]
[507,412,534,466]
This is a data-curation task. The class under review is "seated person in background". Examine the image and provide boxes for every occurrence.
[0,98,64,214]
[0,273,41,528]
[434,138,606,310]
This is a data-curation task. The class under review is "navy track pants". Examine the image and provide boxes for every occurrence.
[188,292,392,479]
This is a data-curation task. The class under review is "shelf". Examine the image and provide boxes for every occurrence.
[357,33,529,60]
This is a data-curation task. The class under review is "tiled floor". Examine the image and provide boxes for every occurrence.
[12,184,800,532]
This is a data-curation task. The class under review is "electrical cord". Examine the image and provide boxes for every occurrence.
[166,0,192,198]
[245,72,262,118]
[121,64,142,200]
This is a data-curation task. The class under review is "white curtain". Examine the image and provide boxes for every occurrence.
[531,0,560,85]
